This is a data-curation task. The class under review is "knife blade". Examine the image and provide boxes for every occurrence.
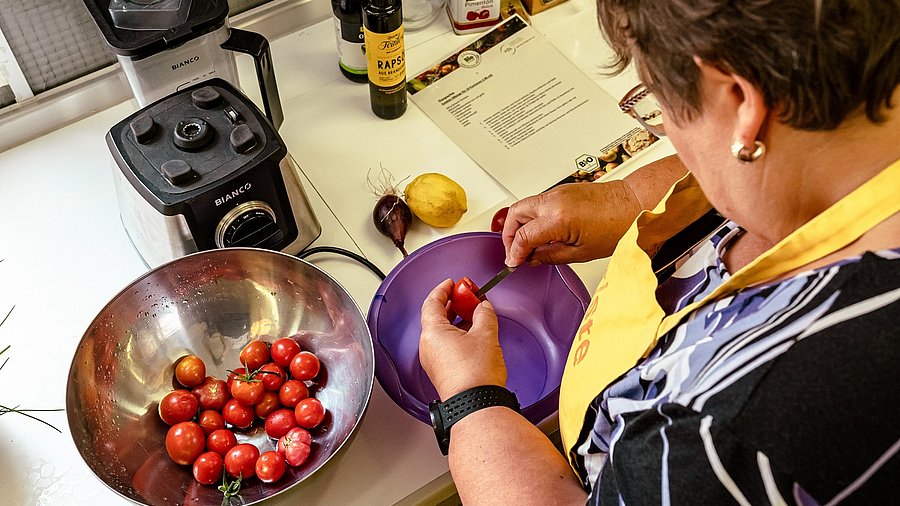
[475,265,517,298]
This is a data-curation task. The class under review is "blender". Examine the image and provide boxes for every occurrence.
[106,79,320,268]
[84,0,283,128]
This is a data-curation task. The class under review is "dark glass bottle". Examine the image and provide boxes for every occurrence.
[362,0,407,119]
[332,0,367,82]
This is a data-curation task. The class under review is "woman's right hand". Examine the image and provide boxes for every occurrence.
[502,179,641,267]
[502,155,692,267]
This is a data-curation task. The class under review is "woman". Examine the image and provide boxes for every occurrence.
[418,0,900,504]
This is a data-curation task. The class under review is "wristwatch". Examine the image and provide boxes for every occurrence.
[429,385,520,455]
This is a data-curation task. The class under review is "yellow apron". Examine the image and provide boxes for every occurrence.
[559,158,900,462]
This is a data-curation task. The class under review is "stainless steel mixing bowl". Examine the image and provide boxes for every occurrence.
[66,248,374,505]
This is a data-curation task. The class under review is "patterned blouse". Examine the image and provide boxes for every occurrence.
[571,221,900,505]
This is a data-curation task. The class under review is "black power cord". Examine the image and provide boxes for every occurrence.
[296,246,386,280]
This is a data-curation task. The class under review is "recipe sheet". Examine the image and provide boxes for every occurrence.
[408,15,657,197]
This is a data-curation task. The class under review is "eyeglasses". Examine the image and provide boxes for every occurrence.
[618,83,665,137]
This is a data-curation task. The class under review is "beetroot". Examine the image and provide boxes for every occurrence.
[368,167,413,257]
[373,194,412,257]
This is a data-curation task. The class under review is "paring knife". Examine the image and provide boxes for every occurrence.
[475,266,517,298]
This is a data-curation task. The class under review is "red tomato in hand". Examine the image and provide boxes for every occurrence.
[449,276,486,323]
[165,421,205,466]
[289,351,320,381]
[197,410,225,435]
[192,376,230,411]
[490,206,509,233]
[239,340,270,371]
[158,389,199,426]
[277,427,312,467]
[175,355,206,388]
[278,379,309,408]
[264,408,299,439]
[224,443,260,479]
[192,451,224,485]
[254,391,281,419]
[270,337,302,368]
[222,399,255,429]
[258,363,286,391]
[256,451,287,483]
[206,429,238,457]
[294,397,325,429]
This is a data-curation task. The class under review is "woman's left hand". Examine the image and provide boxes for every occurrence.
[419,279,508,401]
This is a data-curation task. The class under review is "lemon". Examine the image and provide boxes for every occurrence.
[404,173,468,228]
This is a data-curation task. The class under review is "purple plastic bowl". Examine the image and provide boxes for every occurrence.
[367,232,591,425]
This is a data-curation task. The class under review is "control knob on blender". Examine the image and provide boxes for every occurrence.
[216,201,281,248]
[230,124,257,153]
[130,114,157,144]
[191,87,223,109]
[160,160,196,185]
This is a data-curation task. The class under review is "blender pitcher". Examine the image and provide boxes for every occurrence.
[84,0,283,128]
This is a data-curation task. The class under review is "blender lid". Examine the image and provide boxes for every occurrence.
[83,0,229,57]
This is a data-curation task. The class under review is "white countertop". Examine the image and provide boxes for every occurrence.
[0,1,673,504]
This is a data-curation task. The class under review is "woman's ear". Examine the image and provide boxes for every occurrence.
[692,56,769,148]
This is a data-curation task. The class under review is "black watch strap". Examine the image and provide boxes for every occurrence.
[429,385,520,455]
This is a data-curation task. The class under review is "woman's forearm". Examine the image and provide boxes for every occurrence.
[624,154,712,255]
[623,154,690,211]
[448,407,587,505]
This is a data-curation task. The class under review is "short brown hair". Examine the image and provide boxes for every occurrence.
[597,0,900,130]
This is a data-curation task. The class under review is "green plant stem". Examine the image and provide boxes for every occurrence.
[0,306,13,327]
[0,405,64,432]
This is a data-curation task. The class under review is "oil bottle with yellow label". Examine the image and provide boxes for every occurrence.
[362,0,407,119]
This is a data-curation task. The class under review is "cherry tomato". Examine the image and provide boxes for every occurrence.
[175,355,206,388]
[158,389,199,426]
[255,451,286,483]
[239,340,270,371]
[289,351,320,381]
[206,429,238,457]
[165,421,205,466]
[197,409,225,435]
[449,276,486,323]
[192,376,230,412]
[287,426,311,446]
[226,367,246,391]
[258,363,286,391]
[230,376,264,405]
[277,427,312,467]
[222,399,255,429]
[224,443,260,479]
[264,408,299,439]
[294,397,326,429]
[254,391,281,419]
[270,337,302,368]
[490,206,509,233]
[278,380,309,408]
[192,451,224,485]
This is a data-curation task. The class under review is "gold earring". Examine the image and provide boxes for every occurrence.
[730,140,766,162]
